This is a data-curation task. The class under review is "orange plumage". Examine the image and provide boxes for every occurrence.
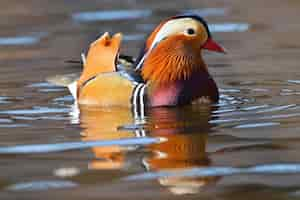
[75,32,137,107]
[77,32,122,90]
[142,35,207,85]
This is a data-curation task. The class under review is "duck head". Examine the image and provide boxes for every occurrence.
[136,14,226,106]
[136,14,225,85]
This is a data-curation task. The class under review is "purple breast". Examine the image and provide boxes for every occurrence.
[149,72,219,107]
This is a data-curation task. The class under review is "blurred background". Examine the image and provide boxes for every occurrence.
[1,0,300,199]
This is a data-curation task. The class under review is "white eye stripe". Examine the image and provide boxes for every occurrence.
[153,19,198,40]
[135,18,201,70]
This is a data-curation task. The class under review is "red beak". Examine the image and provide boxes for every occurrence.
[202,38,227,54]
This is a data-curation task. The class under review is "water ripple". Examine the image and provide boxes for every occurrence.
[123,34,146,41]
[72,9,152,22]
[0,118,12,123]
[209,118,247,124]
[124,163,300,181]
[234,122,280,129]
[0,96,11,104]
[0,106,70,115]
[28,82,65,92]
[210,112,300,125]
[256,104,297,113]
[6,180,77,191]
[0,137,162,154]
[260,113,300,120]
[209,23,250,32]
[213,104,298,118]
[241,105,269,111]
[219,88,241,93]
[27,82,55,88]
[0,33,46,46]
[185,8,227,17]
[53,167,80,178]
[288,80,300,84]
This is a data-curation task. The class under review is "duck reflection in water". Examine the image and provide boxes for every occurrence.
[77,104,220,194]
[79,106,136,170]
[144,106,220,194]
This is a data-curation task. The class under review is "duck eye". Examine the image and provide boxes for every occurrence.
[185,28,196,35]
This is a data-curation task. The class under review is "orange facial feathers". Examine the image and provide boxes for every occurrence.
[142,35,207,85]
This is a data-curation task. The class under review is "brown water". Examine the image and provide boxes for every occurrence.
[1,0,300,199]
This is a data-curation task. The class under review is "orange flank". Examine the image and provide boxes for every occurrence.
[78,72,136,107]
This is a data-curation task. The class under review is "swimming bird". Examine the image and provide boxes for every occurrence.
[68,14,226,109]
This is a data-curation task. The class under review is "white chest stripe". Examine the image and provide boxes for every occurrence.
[139,84,147,118]
[81,53,86,66]
[133,84,143,107]
[132,83,148,121]
[133,84,144,118]
[68,81,78,100]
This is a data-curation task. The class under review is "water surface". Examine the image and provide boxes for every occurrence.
[0,0,300,199]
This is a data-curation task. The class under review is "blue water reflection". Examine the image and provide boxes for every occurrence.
[0,33,46,46]
[72,9,152,22]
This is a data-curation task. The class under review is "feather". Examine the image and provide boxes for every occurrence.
[141,35,207,85]
[68,81,78,100]
[77,32,122,89]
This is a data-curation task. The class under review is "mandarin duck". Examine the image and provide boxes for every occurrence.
[68,14,226,110]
